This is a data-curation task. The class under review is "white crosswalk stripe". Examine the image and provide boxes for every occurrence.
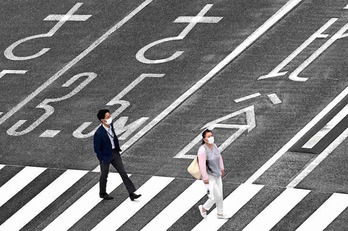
[0,164,348,230]
[0,166,46,208]
[0,169,87,231]
[192,183,264,231]
[296,193,348,231]
[91,176,174,231]
[43,173,125,231]
[141,180,206,231]
[242,188,310,231]
[0,164,4,170]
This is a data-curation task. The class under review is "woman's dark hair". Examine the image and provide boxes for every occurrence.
[97,109,110,121]
[201,129,213,144]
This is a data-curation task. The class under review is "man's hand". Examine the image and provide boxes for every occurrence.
[221,169,225,177]
[203,179,209,184]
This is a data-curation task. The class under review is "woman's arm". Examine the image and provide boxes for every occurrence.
[197,146,209,181]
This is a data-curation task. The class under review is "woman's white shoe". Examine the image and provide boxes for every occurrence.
[217,213,231,219]
[198,205,207,219]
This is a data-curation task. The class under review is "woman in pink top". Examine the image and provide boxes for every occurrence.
[198,129,229,219]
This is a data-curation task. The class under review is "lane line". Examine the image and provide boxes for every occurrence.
[0,166,46,208]
[296,193,348,231]
[122,0,304,151]
[141,180,206,231]
[0,0,154,126]
[192,184,264,231]
[302,104,348,149]
[242,188,310,231]
[234,93,261,103]
[0,169,87,231]
[246,85,348,184]
[267,93,282,105]
[0,164,5,170]
[43,173,124,231]
[91,176,174,231]
[287,126,348,187]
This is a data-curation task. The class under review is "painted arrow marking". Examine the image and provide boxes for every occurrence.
[174,106,256,159]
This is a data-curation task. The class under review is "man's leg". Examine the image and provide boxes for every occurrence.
[110,151,136,194]
[99,160,110,196]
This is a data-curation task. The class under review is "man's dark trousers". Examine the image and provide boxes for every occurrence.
[99,150,136,195]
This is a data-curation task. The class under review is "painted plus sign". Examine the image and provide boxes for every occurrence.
[44,3,91,22]
[174,4,223,38]
[43,3,91,35]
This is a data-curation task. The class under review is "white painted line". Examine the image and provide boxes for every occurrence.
[91,176,174,231]
[123,0,304,151]
[39,130,61,138]
[0,164,4,170]
[0,112,2,116]
[267,93,282,105]
[0,169,87,231]
[246,85,348,184]
[141,180,206,231]
[302,104,348,149]
[344,4,348,9]
[296,193,348,231]
[43,173,124,231]
[287,126,348,188]
[44,14,91,21]
[0,166,46,208]
[192,183,264,231]
[234,93,261,103]
[0,0,154,126]
[0,70,27,79]
[243,188,310,231]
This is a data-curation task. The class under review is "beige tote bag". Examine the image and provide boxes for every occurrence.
[187,156,201,179]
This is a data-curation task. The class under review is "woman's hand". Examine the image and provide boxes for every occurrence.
[203,179,209,184]
[221,169,225,177]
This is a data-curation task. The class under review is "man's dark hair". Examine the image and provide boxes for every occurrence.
[97,109,110,121]
[202,129,213,144]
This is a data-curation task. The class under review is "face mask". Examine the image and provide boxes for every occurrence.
[106,117,112,125]
[207,136,214,144]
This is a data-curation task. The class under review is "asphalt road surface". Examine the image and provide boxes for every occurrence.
[1,0,348,230]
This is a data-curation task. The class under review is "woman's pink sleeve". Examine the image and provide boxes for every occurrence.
[220,155,224,170]
[197,147,209,181]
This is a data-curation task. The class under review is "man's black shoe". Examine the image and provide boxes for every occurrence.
[100,194,113,200]
[129,193,141,201]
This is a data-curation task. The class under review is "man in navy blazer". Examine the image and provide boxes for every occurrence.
[94,109,141,201]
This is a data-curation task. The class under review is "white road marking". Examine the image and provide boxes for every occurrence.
[267,93,282,105]
[234,93,261,103]
[258,18,336,80]
[136,4,222,64]
[243,188,310,231]
[289,21,348,81]
[296,193,348,231]
[0,164,4,170]
[91,176,174,231]
[4,3,86,61]
[0,166,46,208]
[0,0,154,126]
[0,112,2,116]
[124,0,304,151]
[141,180,206,231]
[344,4,348,9]
[192,184,264,231]
[0,169,87,231]
[246,85,348,184]
[73,73,163,139]
[174,106,255,158]
[43,173,124,231]
[44,14,91,22]
[7,72,97,136]
[287,126,348,188]
[39,130,61,138]
[302,104,348,149]
[0,70,27,79]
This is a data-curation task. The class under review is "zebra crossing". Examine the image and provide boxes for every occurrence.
[0,165,347,230]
